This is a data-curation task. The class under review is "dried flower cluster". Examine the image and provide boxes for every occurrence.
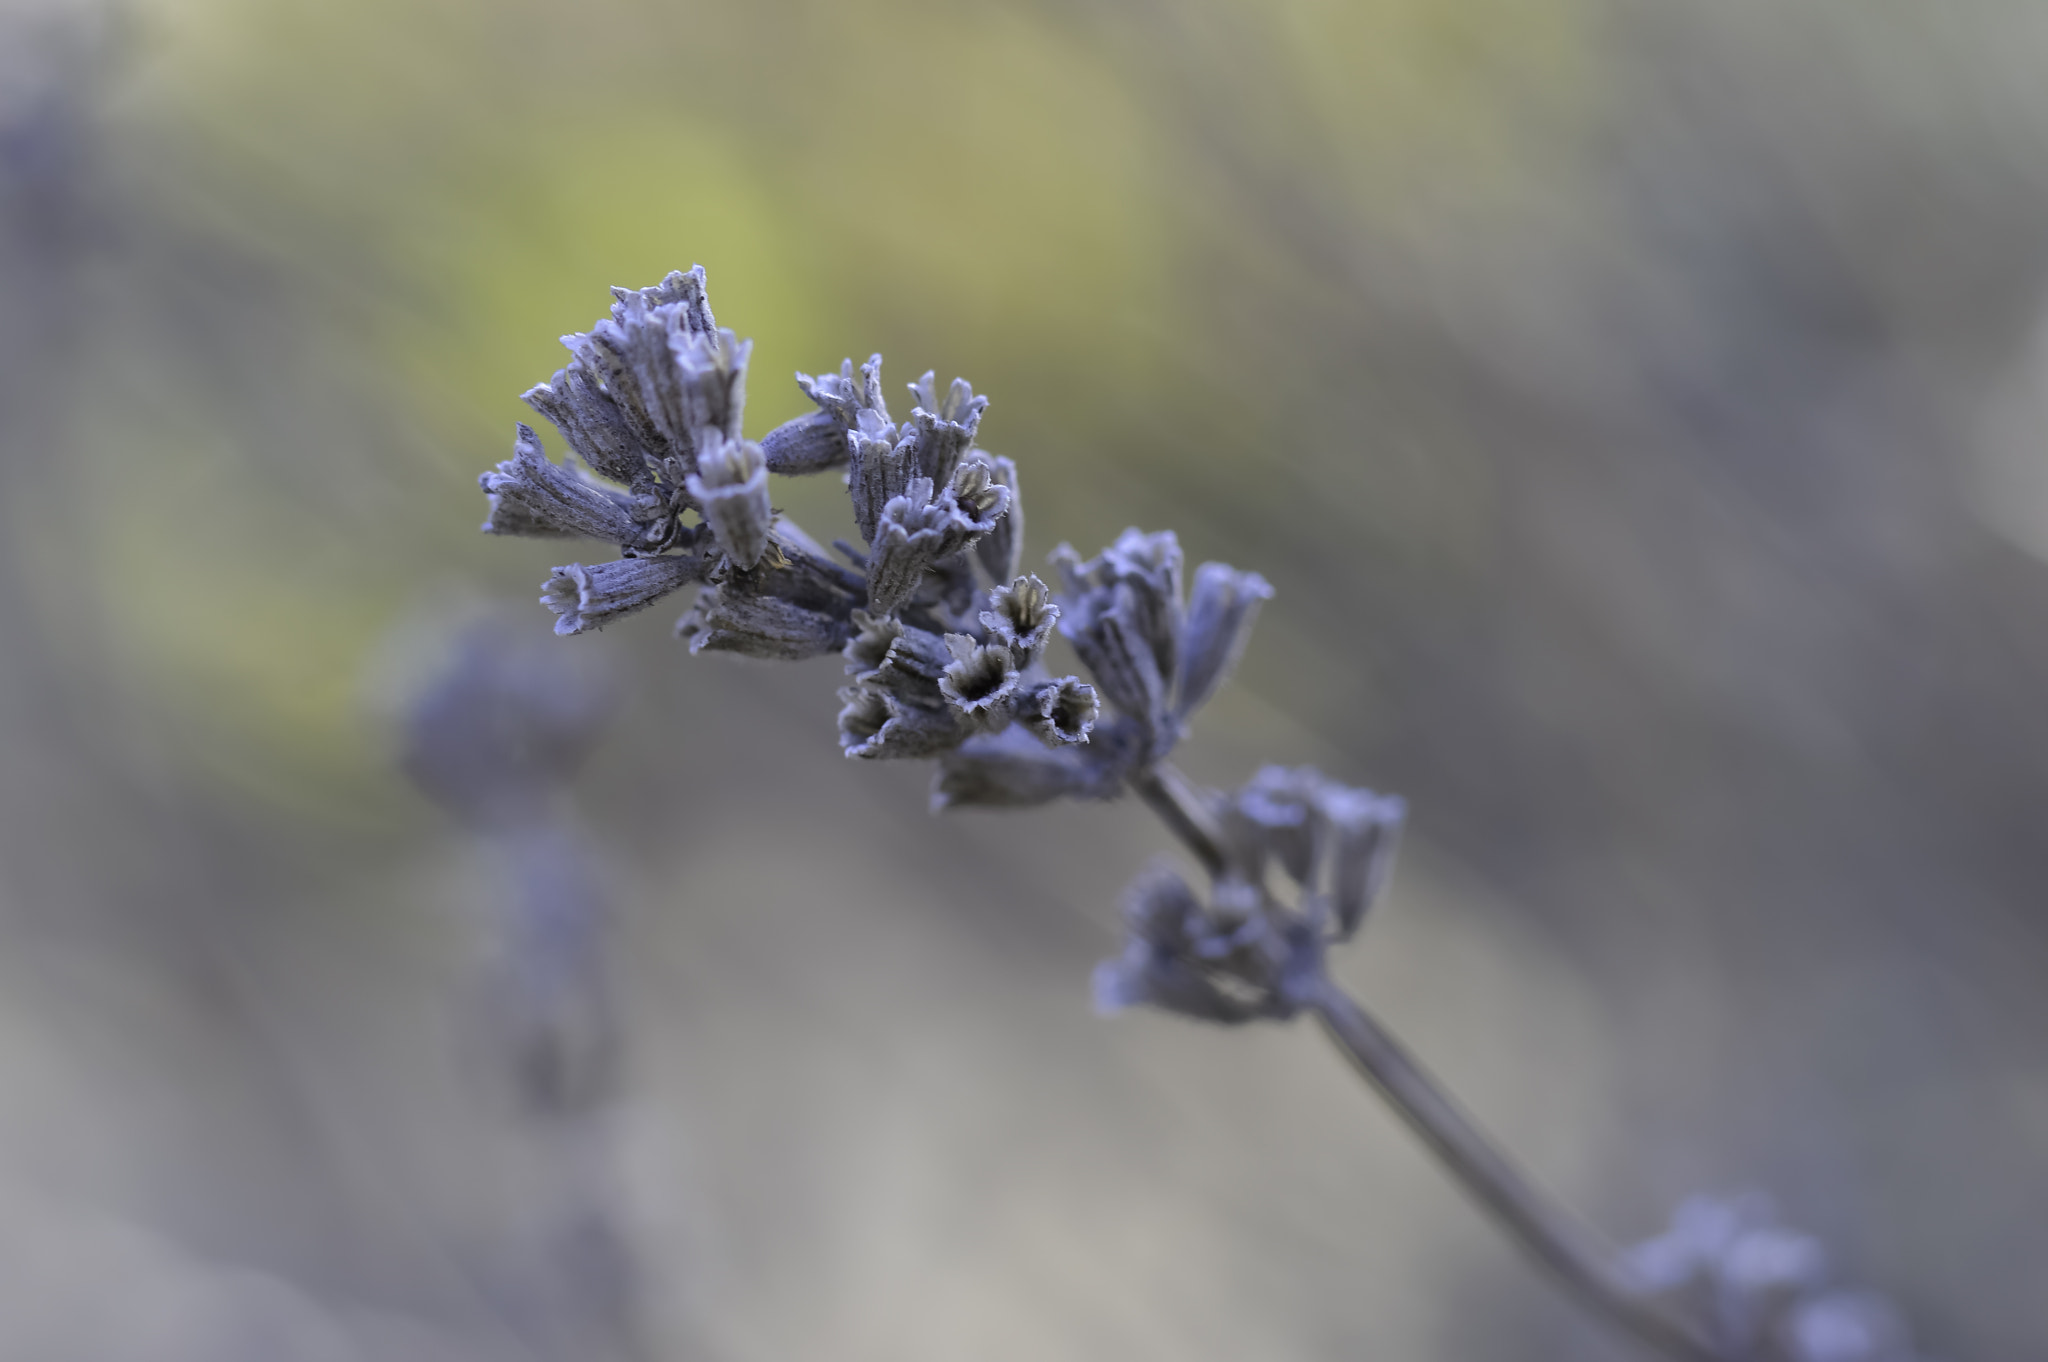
[478,267,1411,1027]
[1627,1195,1932,1362]
[472,267,1937,1362]
[1094,766,1405,1022]
[476,266,1378,877]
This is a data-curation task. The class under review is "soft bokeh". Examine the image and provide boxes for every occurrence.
[4,0,2047,1357]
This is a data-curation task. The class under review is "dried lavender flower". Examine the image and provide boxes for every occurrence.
[684,429,773,569]
[1094,766,1403,1022]
[1019,676,1098,747]
[796,353,888,430]
[1051,528,1269,759]
[1092,864,1322,1023]
[930,723,1134,810]
[1057,528,1184,683]
[837,682,970,759]
[865,464,1012,616]
[543,552,714,636]
[676,583,854,660]
[481,424,643,544]
[1176,561,1275,720]
[980,573,1059,666]
[1059,576,1169,733]
[973,454,1024,584]
[558,271,727,467]
[1315,783,1407,939]
[938,632,1021,721]
[760,409,850,474]
[901,370,988,489]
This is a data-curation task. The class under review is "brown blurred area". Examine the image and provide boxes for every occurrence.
[2,0,2047,1357]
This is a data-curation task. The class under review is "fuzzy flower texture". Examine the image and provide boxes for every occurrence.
[479,267,1406,1022]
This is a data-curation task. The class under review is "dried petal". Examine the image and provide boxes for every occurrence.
[980,573,1059,666]
[1175,562,1274,719]
[481,424,643,543]
[669,327,750,445]
[542,554,711,636]
[1053,529,1188,752]
[1091,868,1263,1024]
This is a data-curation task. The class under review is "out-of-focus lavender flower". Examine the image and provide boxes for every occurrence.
[398,619,611,825]
[393,617,646,1358]
[1625,1194,1932,1362]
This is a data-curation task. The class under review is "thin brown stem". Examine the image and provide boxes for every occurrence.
[1135,759,1725,1362]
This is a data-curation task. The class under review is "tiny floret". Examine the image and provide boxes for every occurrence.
[938,633,1021,719]
[684,430,773,569]
[481,424,642,544]
[980,574,1059,666]
[1021,676,1098,747]
[543,553,713,636]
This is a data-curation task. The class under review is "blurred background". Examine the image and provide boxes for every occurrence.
[3,0,2047,1357]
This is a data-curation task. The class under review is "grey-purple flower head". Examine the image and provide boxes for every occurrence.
[1093,766,1404,1024]
[1051,529,1272,760]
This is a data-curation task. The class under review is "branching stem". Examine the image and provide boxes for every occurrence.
[1136,759,1726,1362]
